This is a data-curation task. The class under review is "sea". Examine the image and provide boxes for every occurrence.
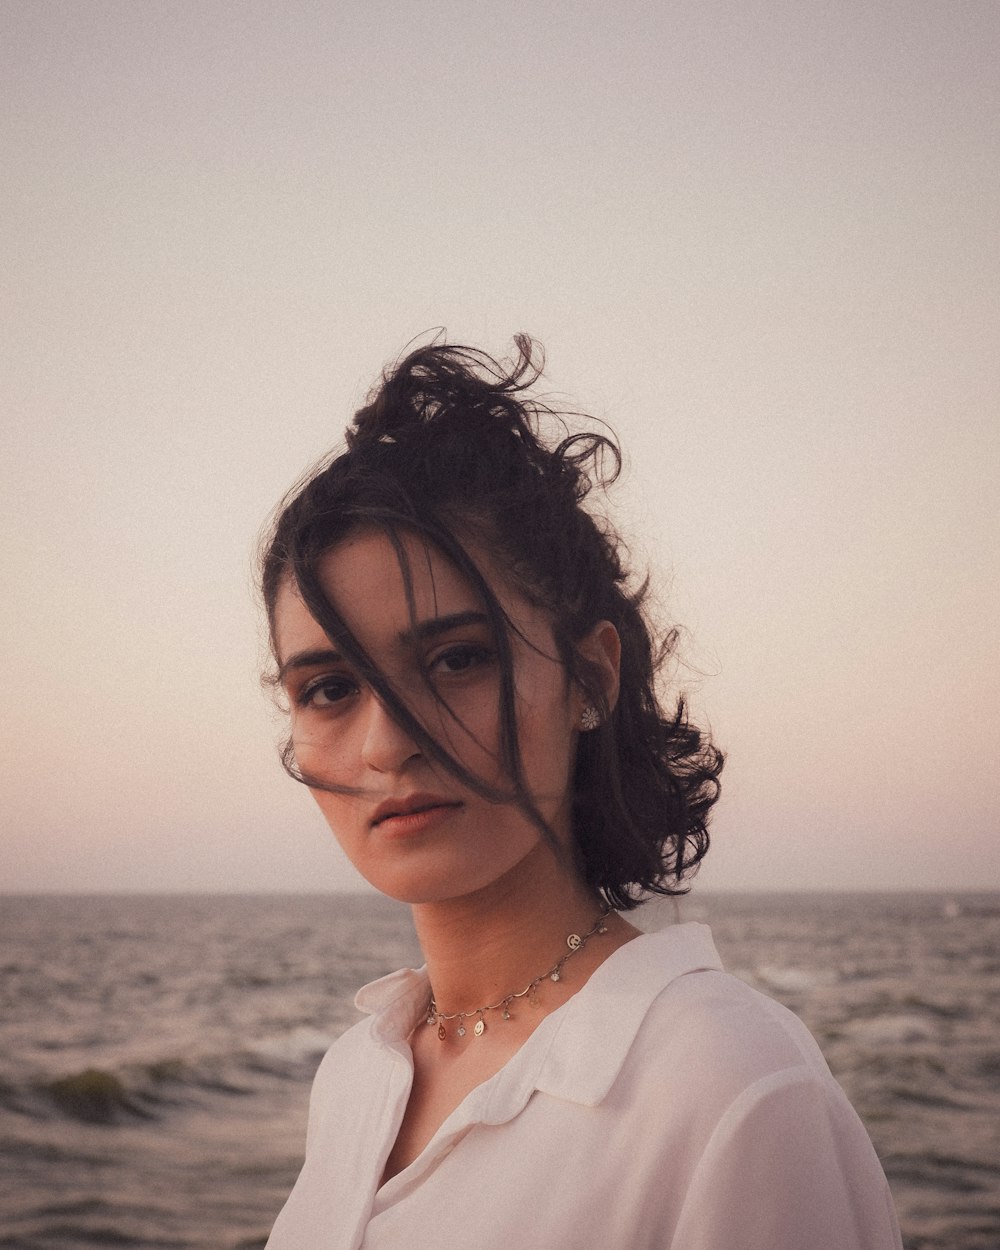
[1,891,998,1250]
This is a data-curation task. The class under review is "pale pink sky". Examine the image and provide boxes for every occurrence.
[3,1,998,893]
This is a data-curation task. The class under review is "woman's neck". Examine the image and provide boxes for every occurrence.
[410,845,630,1017]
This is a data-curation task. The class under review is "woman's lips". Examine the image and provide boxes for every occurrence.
[373,803,462,838]
[370,793,463,837]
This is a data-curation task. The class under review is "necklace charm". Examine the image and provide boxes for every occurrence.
[426,907,612,1040]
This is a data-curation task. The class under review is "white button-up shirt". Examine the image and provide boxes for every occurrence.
[266,922,902,1249]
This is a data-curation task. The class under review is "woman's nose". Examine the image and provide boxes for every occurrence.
[359,694,422,773]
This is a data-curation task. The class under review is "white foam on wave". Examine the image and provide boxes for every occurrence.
[248,1026,336,1064]
[755,965,837,994]
[848,1014,936,1045]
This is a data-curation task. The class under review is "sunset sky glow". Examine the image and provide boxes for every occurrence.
[3,0,998,894]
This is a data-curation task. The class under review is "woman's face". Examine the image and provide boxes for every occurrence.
[272,527,592,905]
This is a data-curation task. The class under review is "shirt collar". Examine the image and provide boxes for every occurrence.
[354,964,431,1043]
[354,922,723,1110]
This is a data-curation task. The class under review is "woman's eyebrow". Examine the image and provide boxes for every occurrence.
[278,613,490,682]
[401,610,490,644]
[278,648,342,682]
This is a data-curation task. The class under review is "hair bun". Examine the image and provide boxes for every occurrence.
[346,335,542,452]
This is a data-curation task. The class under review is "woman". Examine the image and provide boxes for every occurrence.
[261,338,902,1249]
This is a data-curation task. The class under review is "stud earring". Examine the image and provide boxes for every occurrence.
[580,706,600,731]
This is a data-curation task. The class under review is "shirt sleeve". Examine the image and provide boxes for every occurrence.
[670,1066,902,1250]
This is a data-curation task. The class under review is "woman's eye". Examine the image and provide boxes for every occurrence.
[298,675,357,708]
[430,644,493,677]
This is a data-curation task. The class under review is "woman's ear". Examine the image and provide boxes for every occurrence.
[575,620,621,722]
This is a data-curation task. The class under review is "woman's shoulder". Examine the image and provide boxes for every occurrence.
[651,962,830,1072]
[632,962,902,1248]
[614,926,839,1110]
[602,941,880,1178]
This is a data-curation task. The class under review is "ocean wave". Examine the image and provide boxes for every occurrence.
[1,1025,335,1125]
[245,1026,335,1068]
[846,1013,938,1046]
[886,1150,1000,1193]
[45,1069,157,1124]
[3,1202,192,1249]
[974,1051,1000,1080]
[753,964,838,994]
[887,1085,971,1111]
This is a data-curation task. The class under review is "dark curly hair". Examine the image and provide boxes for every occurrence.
[260,336,723,909]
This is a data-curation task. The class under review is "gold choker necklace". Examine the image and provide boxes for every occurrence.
[426,909,611,1041]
